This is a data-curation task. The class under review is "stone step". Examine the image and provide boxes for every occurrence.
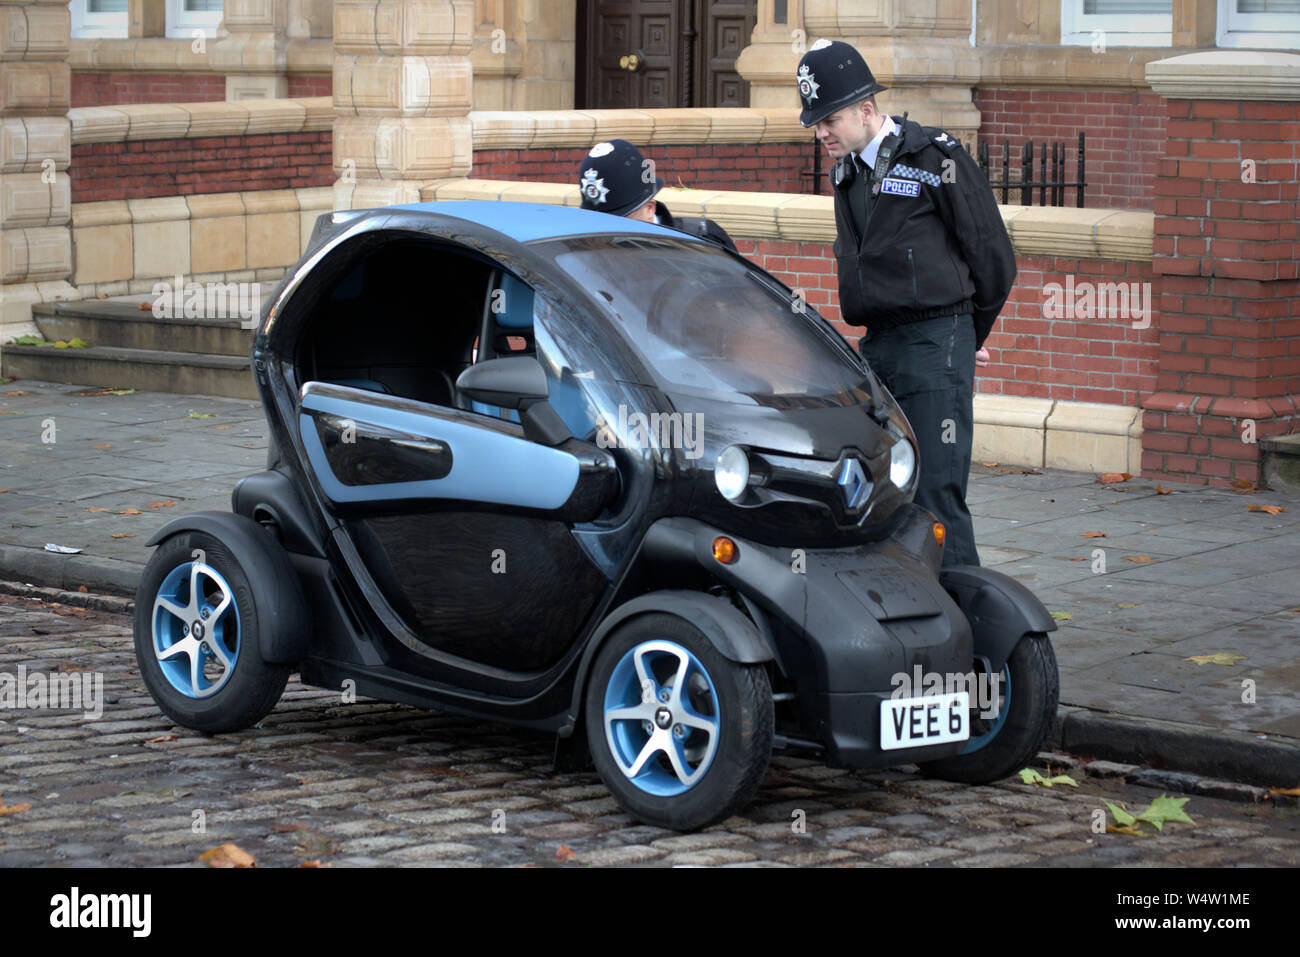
[1261,433,1300,495]
[1,344,256,400]
[31,300,253,357]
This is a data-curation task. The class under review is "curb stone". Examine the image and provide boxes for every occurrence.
[0,542,140,597]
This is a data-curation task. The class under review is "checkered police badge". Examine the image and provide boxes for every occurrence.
[797,64,820,103]
[580,168,609,205]
[887,164,943,187]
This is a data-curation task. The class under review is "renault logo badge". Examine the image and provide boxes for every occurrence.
[837,457,870,510]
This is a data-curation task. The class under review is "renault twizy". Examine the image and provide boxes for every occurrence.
[134,202,1058,831]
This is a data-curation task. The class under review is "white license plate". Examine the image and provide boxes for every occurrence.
[880,692,969,750]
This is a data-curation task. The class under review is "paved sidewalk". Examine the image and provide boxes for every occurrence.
[2,380,1298,785]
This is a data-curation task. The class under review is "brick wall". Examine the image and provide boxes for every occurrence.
[71,72,331,107]
[1142,97,1300,487]
[72,73,226,107]
[974,89,1166,210]
[473,143,815,194]
[71,132,335,202]
[732,238,1156,405]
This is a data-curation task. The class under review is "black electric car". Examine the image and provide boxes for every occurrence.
[134,201,1059,831]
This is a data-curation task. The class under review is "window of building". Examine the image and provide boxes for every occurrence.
[1060,0,1173,47]
[166,0,223,38]
[1217,0,1300,48]
[69,0,128,39]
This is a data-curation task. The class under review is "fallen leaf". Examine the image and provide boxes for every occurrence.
[187,411,216,419]
[1018,768,1078,789]
[117,508,143,515]
[1105,801,1136,828]
[0,410,24,415]
[1123,555,1157,563]
[1050,611,1073,621]
[144,734,177,744]
[0,489,11,493]
[0,797,33,816]
[1268,786,1300,797]
[148,500,178,509]
[1066,557,1089,562]
[1117,602,1142,608]
[1155,484,1172,495]
[1184,652,1246,666]
[1231,478,1254,491]
[981,461,999,467]
[299,859,326,868]
[87,506,112,512]
[1098,472,1132,484]
[1080,531,1106,538]
[214,424,234,430]
[199,842,256,868]
[137,302,152,311]
[111,533,136,539]
[554,845,577,862]
[90,444,111,450]
[2,391,28,396]
[1247,505,1288,515]
[1135,794,1195,832]
[1106,823,1147,837]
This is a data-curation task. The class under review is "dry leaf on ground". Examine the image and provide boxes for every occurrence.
[111,533,136,539]
[1123,555,1157,563]
[117,508,143,515]
[0,798,33,816]
[199,843,256,868]
[1080,531,1106,538]
[1098,472,1132,484]
[1184,652,1246,666]
[554,846,577,861]
[1248,505,1288,515]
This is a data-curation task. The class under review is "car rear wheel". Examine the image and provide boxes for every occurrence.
[917,633,1058,784]
[585,614,773,831]
[134,532,290,733]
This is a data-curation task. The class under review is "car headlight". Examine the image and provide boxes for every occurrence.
[889,437,916,489]
[715,445,750,501]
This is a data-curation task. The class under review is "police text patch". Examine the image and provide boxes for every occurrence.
[880,177,920,197]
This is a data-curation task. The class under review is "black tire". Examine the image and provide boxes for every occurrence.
[134,531,290,733]
[584,613,773,831]
[918,634,1059,784]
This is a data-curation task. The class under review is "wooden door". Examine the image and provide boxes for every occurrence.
[696,0,755,107]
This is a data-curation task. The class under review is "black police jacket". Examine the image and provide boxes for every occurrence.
[656,201,738,253]
[830,116,1016,348]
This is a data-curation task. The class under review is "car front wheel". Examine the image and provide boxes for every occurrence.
[585,613,773,831]
[917,633,1059,784]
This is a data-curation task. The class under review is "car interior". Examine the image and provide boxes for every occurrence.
[295,236,595,438]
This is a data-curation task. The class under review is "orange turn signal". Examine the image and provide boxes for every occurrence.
[932,522,946,547]
[712,537,739,564]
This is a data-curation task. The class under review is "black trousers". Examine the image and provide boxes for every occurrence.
[859,313,980,567]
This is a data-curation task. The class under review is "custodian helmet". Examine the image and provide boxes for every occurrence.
[577,139,665,217]
[796,39,888,128]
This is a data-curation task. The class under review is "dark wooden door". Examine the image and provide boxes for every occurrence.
[696,0,756,107]
[579,0,755,109]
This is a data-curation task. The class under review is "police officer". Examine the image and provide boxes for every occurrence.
[577,139,737,251]
[796,39,1016,567]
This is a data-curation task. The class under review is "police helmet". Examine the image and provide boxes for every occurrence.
[577,139,664,217]
[796,39,888,128]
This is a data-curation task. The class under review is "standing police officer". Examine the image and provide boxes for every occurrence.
[796,39,1015,567]
[578,139,737,251]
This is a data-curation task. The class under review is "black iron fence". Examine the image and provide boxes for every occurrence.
[803,132,1088,208]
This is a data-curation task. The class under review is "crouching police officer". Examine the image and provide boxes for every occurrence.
[796,39,1015,567]
[578,139,737,251]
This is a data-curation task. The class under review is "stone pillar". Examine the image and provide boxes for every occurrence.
[0,0,76,339]
[1142,52,1300,487]
[332,0,474,209]
[738,0,981,144]
[211,0,292,100]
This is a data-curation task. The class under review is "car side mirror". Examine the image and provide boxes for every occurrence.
[457,356,548,409]
[457,356,571,447]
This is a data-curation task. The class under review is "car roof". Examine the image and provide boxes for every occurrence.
[386,200,704,245]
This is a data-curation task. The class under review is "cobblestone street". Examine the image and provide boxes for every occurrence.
[2,593,1297,868]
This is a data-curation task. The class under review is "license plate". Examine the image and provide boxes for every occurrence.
[880,692,969,750]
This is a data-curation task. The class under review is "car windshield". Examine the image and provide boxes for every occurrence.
[534,235,872,406]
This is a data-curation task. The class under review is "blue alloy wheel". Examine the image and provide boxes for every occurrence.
[603,639,721,796]
[151,561,241,699]
[961,664,1012,755]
